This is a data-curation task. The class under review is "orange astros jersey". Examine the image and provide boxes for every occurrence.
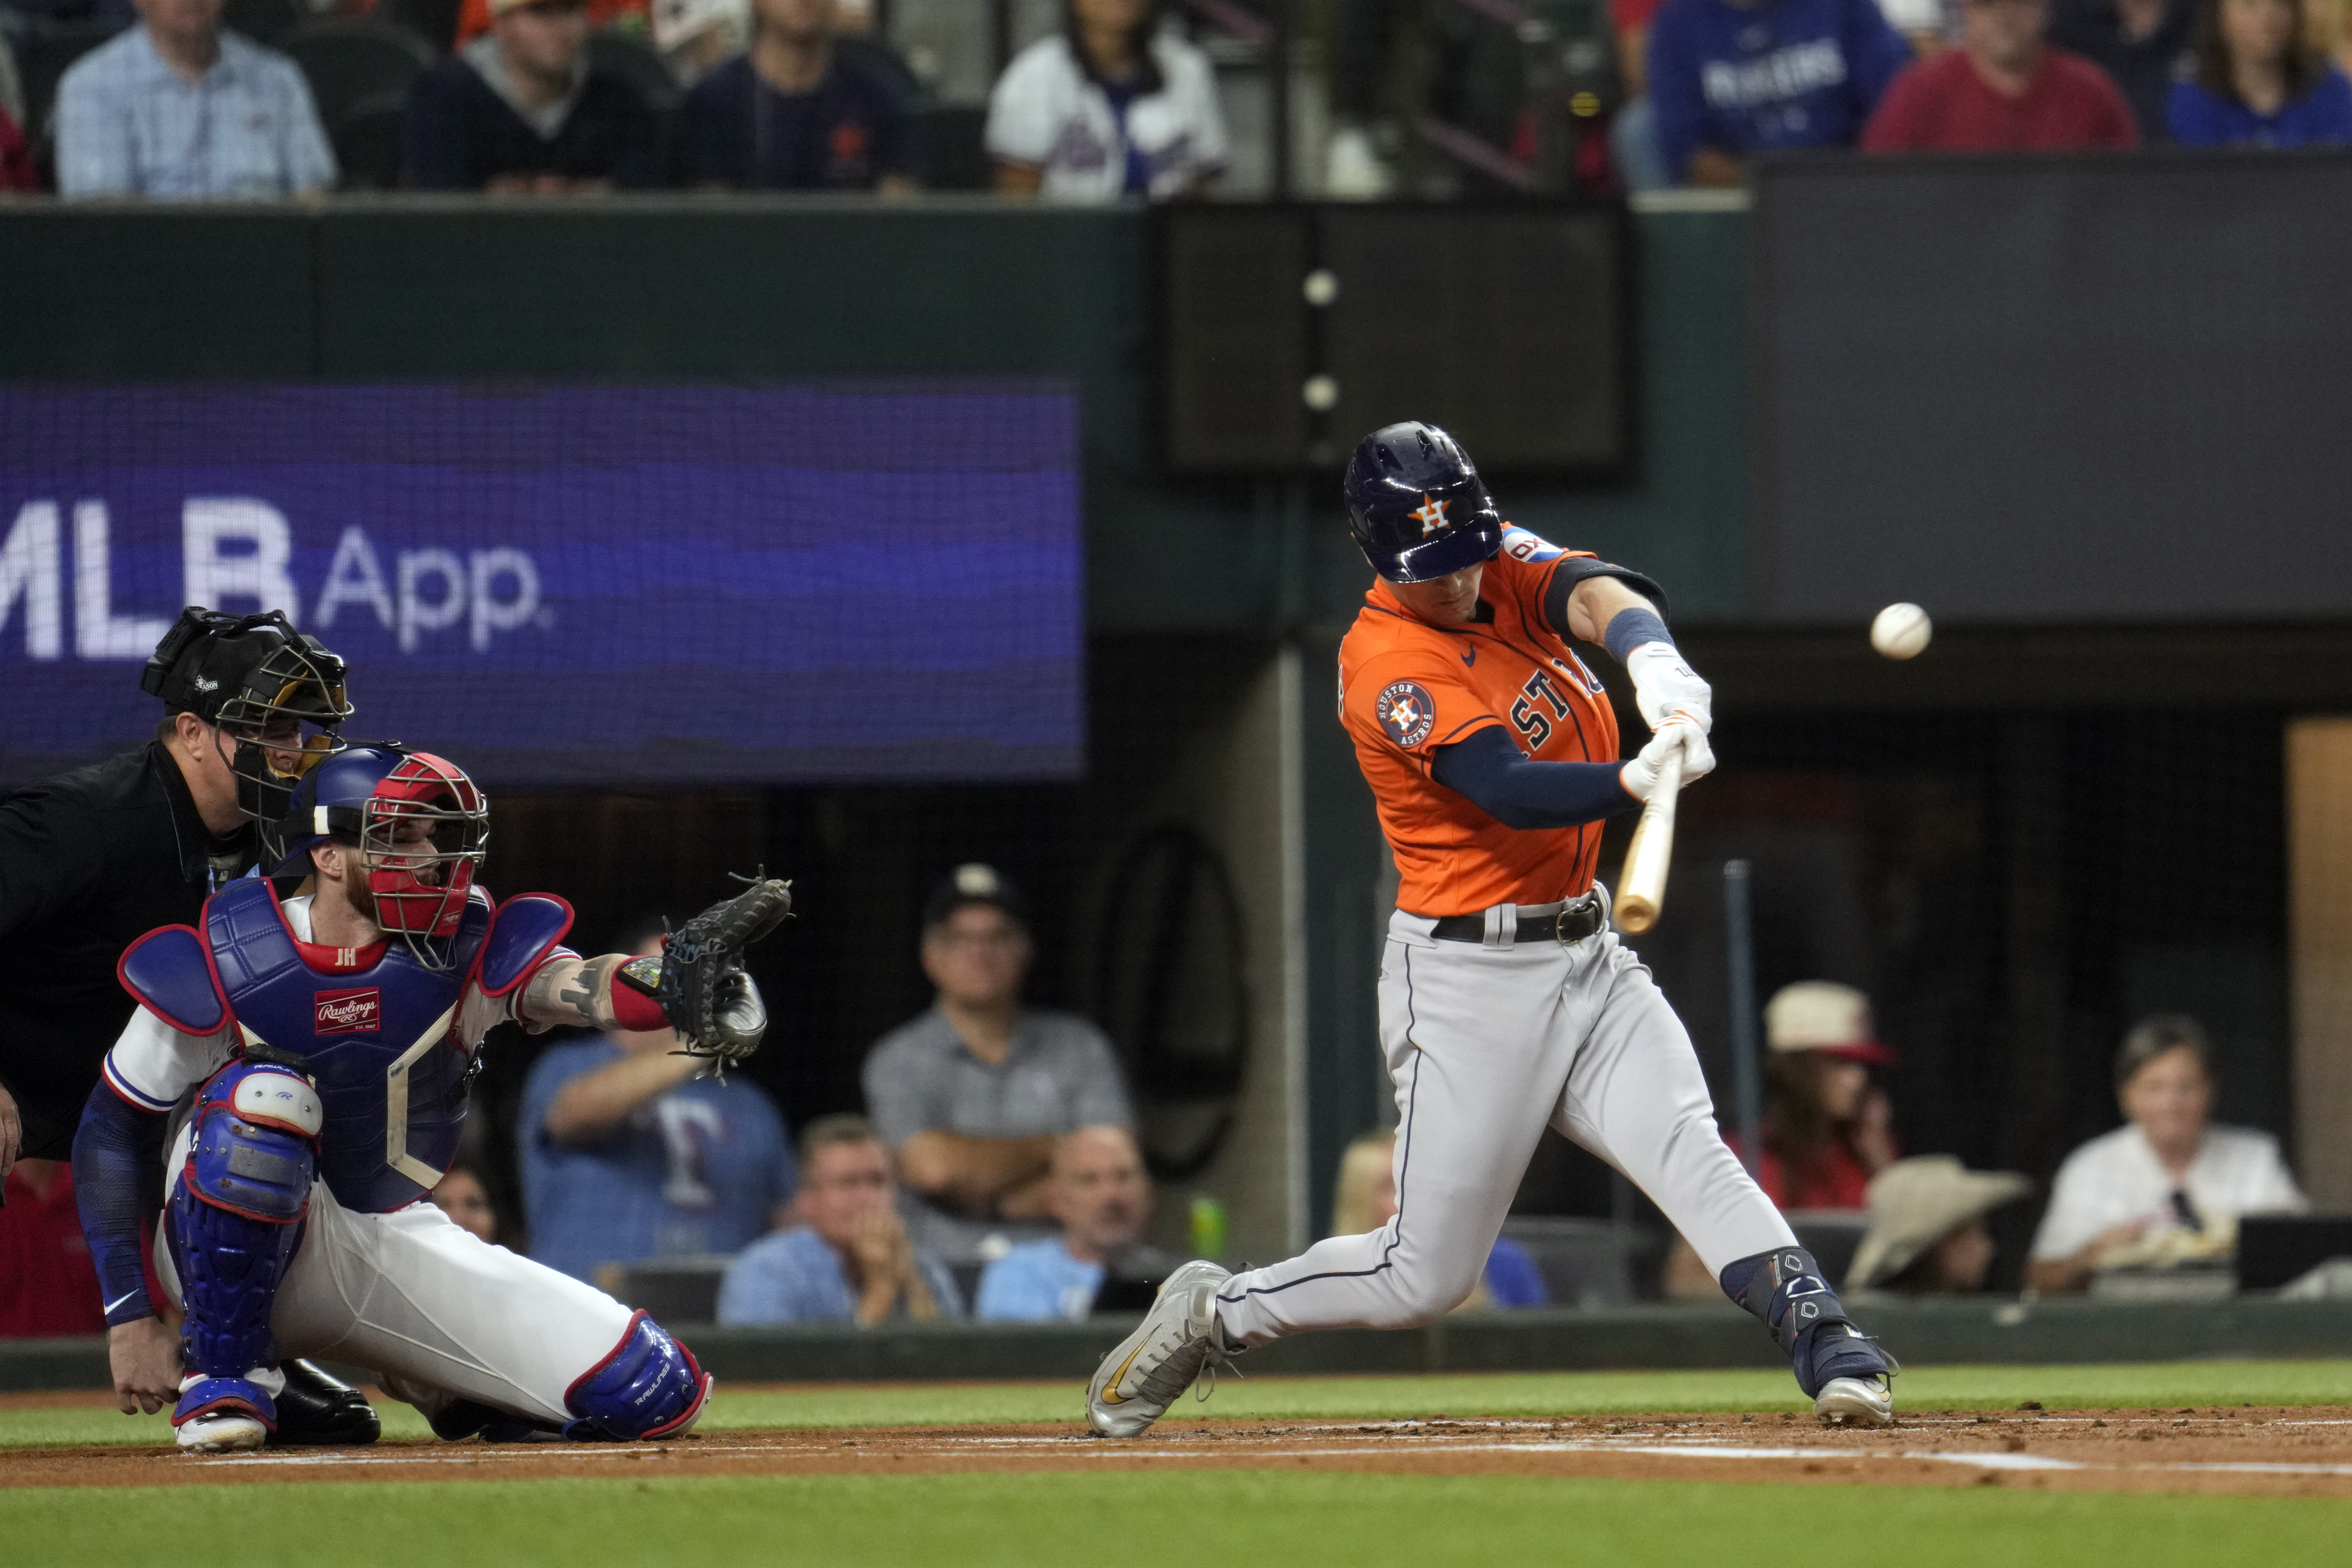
[1339,526,1624,918]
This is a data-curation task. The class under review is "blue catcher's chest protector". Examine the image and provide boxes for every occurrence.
[204,877,493,1214]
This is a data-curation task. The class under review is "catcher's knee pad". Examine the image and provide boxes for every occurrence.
[563,1311,712,1441]
[1720,1245,1893,1398]
[172,1061,320,1379]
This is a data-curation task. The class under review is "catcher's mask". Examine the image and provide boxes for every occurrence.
[144,607,354,862]
[274,745,488,970]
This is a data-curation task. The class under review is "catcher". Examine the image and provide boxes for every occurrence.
[71,743,790,1453]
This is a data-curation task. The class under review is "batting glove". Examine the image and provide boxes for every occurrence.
[1626,643,1713,735]
[1620,714,1715,801]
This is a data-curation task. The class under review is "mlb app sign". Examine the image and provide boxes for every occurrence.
[0,385,1083,786]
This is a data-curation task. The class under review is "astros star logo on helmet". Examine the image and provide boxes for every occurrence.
[1411,495,1451,536]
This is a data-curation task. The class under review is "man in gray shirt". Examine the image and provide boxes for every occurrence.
[863,864,1134,1262]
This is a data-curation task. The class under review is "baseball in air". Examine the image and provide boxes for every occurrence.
[1870,602,1932,660]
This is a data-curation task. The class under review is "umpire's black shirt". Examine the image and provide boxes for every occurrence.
[0,743,254,1160]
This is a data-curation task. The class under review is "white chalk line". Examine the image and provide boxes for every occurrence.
[165,1432,2352,1482]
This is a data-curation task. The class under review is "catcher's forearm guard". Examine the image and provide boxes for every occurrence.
[616,873,792,1068]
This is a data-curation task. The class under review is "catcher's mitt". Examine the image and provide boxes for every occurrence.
[618,872,792,1068]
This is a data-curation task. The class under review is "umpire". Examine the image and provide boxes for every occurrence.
[0,608,378,1444]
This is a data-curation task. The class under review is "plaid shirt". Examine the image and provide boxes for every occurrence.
[55,27,335,199]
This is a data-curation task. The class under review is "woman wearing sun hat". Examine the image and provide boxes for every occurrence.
[1847,1156,2033,1295]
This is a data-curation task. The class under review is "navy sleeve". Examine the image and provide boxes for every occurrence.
[1645,3,1710,180]
[873,79,916,179]
[72,1082,168,1326]
[1430,725,1639,830]
[672,70,746,187]
[1845,0,1915,119]
[402,63,475,190]
[1541,559,1669,641]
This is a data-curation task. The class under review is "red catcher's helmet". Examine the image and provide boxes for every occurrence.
[273,745,488,968]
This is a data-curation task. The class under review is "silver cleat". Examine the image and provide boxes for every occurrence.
[1086,1259,1235,1438]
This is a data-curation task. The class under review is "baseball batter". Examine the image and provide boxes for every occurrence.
[1088,422,1897,1434]
[73,742,787,1452]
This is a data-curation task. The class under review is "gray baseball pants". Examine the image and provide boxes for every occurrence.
[1215,904,1794,1346]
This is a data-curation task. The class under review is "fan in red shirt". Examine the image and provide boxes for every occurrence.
[1863,0,2139,150]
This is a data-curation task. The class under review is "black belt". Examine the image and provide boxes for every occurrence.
[1431,895,1606,945]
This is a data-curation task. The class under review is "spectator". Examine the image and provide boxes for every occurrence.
[986,0,1227,201]
[0,105,31,194]
[453,0,644,49]
[1845,1155,2030,1294]
[2027,1015,2308,1292]
[404,0,663,191]
[717,1114,962,1325]
[974,1126,1169,1321]
[1744,981,1901,1209]
[519,919,795,1285]
[54,0,335,198]
[0,37,34,194]
[428,1165,500,1245]
[1863,0,2141,147]
[0,1159,105,1337]
[863,864,1135,1262]
[1646,0,1913,184]
[1331,1129,1548,1309]
[2166,0,2352,143]
[672,0,915,191]
[2051,0,2196,139]
[1607,0,1710,192]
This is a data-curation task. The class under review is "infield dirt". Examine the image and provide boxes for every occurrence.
[8,1401,2352,1498]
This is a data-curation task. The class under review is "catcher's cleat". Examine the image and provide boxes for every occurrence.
[269,1358,380,1447]
[1814,1373,1896,1428]
[174,1372,279,1454]
[1087,1260,1237,1438]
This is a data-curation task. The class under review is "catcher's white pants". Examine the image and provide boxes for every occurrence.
[159,1122,636,1425]
[1215,907,1794,1346]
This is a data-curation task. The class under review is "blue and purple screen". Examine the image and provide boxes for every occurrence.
[0,385,1083,786]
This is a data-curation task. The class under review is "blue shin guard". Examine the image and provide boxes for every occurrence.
[563,1312,712,1441]
[169,1063,320,1429]
[1720,1246,1896,1399]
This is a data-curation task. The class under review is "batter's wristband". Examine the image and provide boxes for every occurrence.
[1604,607,1673,664]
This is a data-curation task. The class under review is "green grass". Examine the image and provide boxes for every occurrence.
[9,1360,2351,1451]
[5,1472,2350,1568]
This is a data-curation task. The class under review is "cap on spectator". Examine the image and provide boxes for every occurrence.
[923,862,1029,932]
[1764,981,1896,1064]
[1846,1155,2031,1291]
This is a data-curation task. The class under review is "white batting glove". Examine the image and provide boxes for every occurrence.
[1620,715,1715,802]
[1626,642,1713,735]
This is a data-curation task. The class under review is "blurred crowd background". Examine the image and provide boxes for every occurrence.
[3,0,2351,198]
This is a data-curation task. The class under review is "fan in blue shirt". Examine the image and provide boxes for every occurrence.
[520,929,794,1284]
[718,1115,964,1324]
[1647,0,1916,182]
[2165,0,2352,147]
[974,1126,1170,1321]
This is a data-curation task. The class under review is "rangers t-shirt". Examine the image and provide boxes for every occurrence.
[521,1035,796,1283]
[984,33,1228,202]
[1646,0,1912,178]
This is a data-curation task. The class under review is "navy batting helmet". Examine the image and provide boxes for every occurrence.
[1342,422,1503,583]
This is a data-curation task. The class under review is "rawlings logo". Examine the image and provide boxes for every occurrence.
[314,988,381,1034]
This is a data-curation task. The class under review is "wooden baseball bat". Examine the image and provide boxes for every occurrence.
[1613,749,1684,934]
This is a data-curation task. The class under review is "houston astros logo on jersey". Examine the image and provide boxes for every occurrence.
[1376,680,1436,747]
[1411,495,1450,535]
